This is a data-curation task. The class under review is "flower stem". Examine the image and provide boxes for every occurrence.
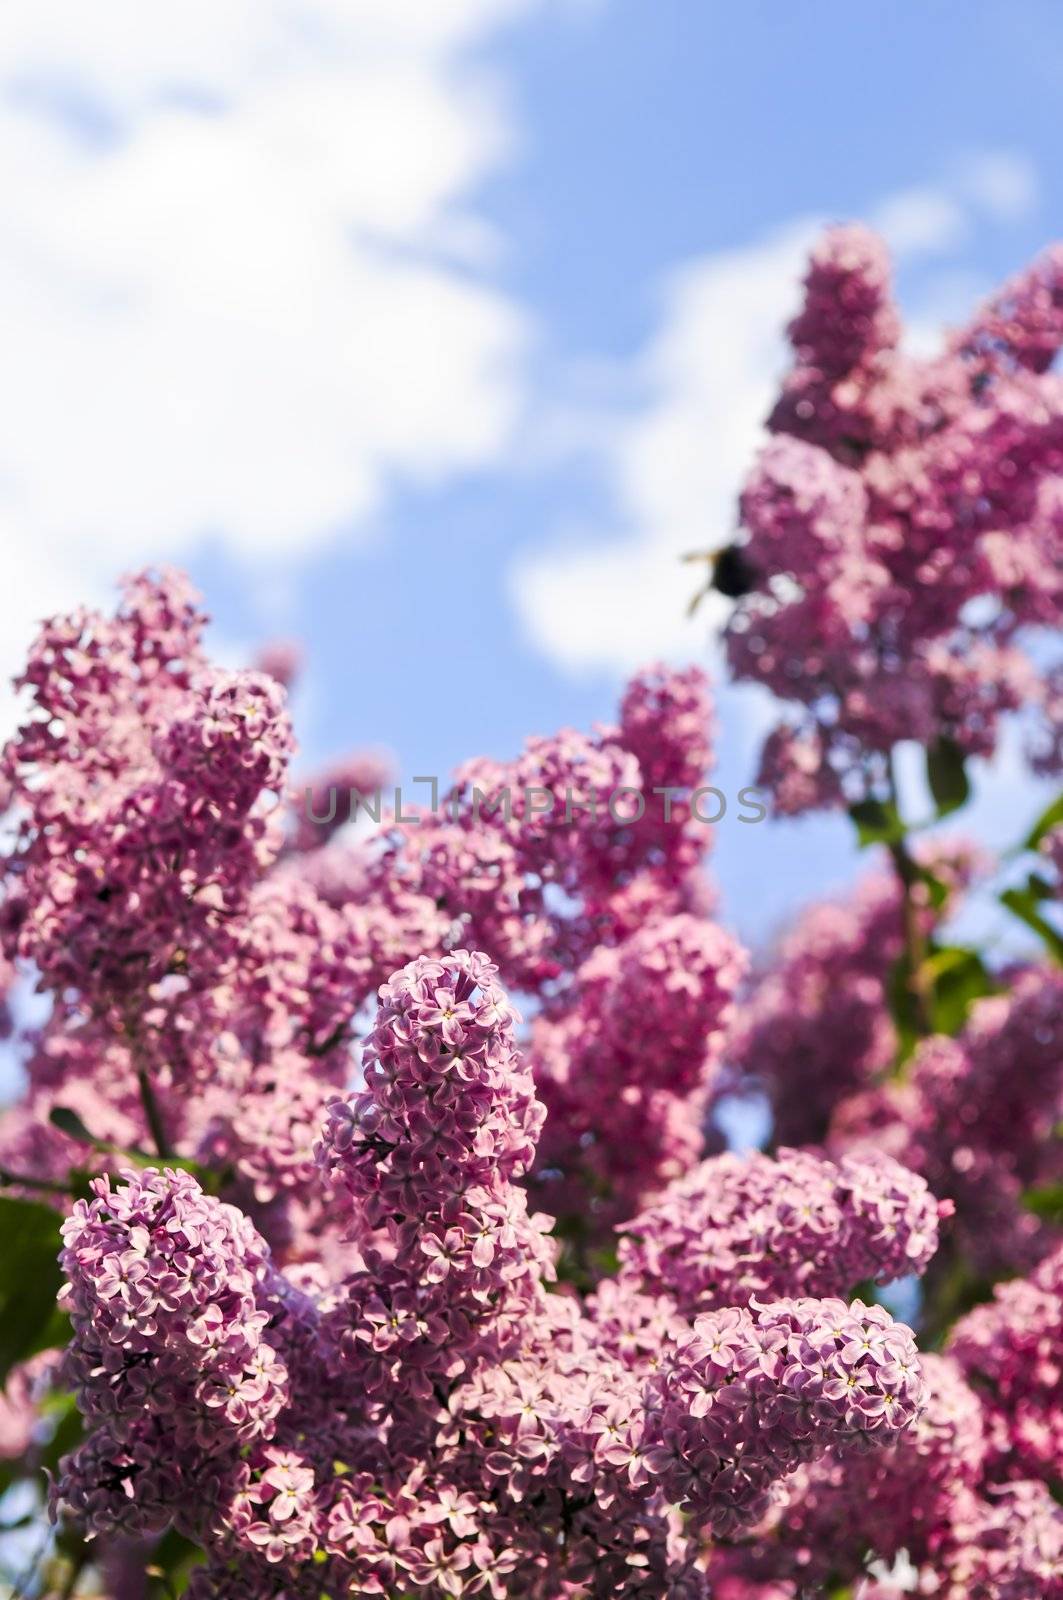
[0,1166,77,1196]
[886,755,933,1039]
[137,1064,172,1159]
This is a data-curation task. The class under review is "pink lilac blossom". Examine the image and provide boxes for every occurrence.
[0,575,382,1263]
[702,1356,1058,1598]
[316,662,720,1004]
[841,1350,990,1570]
[617,1147,945,1317]
[0,1353,57,1462]
[834,966,1063,1276]
[356,818,562,994]
[252,637,303,691]
[318,950,557,1408]
[530,914,746,1224]
[729,840,986,1148]
[5,227,1063,1600]
[57,1169,287,1430]
[726,867,907,1146]
[947,1241,1063,1483]
[0,870,368,1255]
[753,724,845,817]
[726,227,1063,810]
[1029,659,1063,775]
[53,1167,290,1540]
[44,960,930,1598]
[0,575,739,1277]
[192,664,724,1133]
[452,1288,923,1586]
[723,1353,988,1591]
[643,1295,926,1536]
[940,1480,1063,1599]
[1,573,293,1006]
[290,749,395,853]
[907,967,1063,1264]
[955,242,1063,375]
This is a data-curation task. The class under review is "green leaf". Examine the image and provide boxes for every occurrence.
[39,1389,84,1479]
[1001,887,1063,965]
[926,737,970,817]
[0,1197,66,1385]
[1024,792,1063,851]
[885,955,921,1064]
[49,1106,99,1145]
[914,863,950,911]
[849,798,905,848]
[145,1528,206,1596]
[1022,1184,1063,1225]
[26,1301,72,1360]
[589,1243,621,1280]
[923,946,995,1036]
[45,1107,228,1196]
[888,945,996,1059]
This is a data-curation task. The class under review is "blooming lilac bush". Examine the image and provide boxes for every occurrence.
[0,226,1060,1597]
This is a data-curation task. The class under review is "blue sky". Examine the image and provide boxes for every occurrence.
[491,1,1063,347]
[2,0,1060,950]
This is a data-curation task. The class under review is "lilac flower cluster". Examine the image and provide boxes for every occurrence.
[726,226,1063,809]
[726,868,905,1145]
[705,1346,1063,1597]
[645,1295,926,1535]
[291,748,394,853]
[54,1168,288,1540]
[763,1353,991,1583]
[719,843,1057,1290]
[36,942,933,1597]
[727,840,985,1147]
[1,572,293,1005]
[618,1146,945,1316]
[835,966,1063,1275]
[270,661,739,1247]
[942,1480,1063,1599]
[295,661,718,1008]
[531,913,746,1222]
[948,1241,1063,1482]
[0,1353,55,1464]
[318,950,555,1405]
[0,574,736,1284]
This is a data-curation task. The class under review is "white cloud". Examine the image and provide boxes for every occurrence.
[0,0,543,721]
[870,187,968,257]
[960,150,1039,222]
[512,161,1041,680]
[510,218,816,677]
